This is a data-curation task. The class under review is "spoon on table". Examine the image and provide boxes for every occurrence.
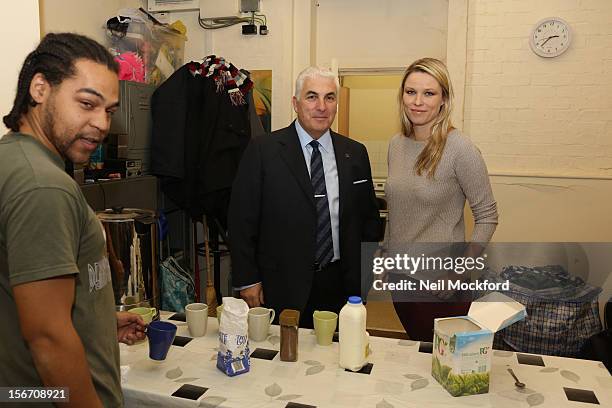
[507,368,526,388]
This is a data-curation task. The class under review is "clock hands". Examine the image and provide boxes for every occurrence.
[539,35,559,46]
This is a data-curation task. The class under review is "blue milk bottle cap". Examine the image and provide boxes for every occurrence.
[348,296,362,304]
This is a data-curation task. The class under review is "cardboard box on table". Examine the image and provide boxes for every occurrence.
[432,292,527,397]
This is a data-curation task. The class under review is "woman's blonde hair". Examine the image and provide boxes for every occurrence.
[398,57,454,178]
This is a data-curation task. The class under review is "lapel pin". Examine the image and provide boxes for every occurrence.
[345,153,351,159]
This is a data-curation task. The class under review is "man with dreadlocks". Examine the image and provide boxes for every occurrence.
[0,33,146,407]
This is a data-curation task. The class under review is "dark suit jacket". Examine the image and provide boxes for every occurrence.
[151,64,265,226]
[228,122,382,315]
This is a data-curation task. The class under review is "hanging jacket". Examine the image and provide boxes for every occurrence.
[151,62,264,227]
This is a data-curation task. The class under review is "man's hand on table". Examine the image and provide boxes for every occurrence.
[116,311,146,345]
[240,283,264,307]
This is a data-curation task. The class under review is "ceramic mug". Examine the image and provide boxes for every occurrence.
[248,307,275,342]
[129,307,157,324]
[185,303,208,337]
[147,321,177,361]
[313,311,338,346]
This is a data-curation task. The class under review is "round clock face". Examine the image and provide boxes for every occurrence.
[530,17,572,58]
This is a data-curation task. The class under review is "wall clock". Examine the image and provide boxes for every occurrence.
[529,17,572,58]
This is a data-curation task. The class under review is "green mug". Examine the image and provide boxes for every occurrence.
[129,307,157,324]
[313,310,338,346]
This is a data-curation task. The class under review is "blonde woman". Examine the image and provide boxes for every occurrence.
[385,58,498,341]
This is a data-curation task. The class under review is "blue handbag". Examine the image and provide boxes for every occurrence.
[160,256,195,313]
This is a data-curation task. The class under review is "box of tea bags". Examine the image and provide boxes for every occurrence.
[432,292,526,397]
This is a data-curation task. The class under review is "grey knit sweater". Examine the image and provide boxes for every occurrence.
[385,130,498,244]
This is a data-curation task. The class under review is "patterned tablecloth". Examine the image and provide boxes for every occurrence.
[120,313,612,407]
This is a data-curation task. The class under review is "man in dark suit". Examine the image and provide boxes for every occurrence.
[228,67,381,328]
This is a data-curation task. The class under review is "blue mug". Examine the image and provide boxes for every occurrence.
[147,321,177,361]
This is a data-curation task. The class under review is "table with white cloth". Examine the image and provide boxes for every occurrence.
[120,313,612,407]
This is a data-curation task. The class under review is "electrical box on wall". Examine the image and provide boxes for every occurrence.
[147,0,200,12]
[200,0,262,18]
[240,0,260,13]
[200,0,239,18]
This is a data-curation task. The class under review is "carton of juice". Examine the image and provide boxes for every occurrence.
[432,292,526,396]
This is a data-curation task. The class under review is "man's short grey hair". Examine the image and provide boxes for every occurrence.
[294,66,340,99]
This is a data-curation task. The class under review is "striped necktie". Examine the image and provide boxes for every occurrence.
[309,140,334,269]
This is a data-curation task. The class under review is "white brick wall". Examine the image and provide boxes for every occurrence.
[464,0,612,176]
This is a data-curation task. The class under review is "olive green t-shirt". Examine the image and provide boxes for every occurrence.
[0,133,122,407]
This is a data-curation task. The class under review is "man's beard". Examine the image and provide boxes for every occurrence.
[41,100,83,163]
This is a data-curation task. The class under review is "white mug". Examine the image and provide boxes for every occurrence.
[185,303,208,337]
[248,307,275,342]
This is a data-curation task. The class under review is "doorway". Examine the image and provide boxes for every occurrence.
[338,72,404,178]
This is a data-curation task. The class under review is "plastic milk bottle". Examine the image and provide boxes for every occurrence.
[339,296,368,371]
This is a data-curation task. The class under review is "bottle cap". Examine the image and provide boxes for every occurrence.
[348,296,362,304]
[279,309,300,326]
